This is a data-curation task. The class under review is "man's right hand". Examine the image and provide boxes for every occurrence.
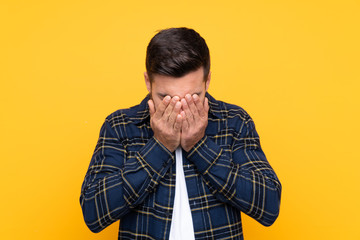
[148,96,183,152]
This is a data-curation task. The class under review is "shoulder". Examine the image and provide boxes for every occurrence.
[221,101,252,122]
[104,95,150,128]
[207,93,256,137]
[208,93,252,123]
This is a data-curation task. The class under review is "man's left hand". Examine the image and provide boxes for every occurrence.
[180,94,209,152]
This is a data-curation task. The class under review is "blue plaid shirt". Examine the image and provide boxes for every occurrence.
[80,92,282,240]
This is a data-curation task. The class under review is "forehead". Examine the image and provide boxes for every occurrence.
[151,68,206,98]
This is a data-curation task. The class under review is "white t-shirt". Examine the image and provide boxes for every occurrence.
[169,147,195,240]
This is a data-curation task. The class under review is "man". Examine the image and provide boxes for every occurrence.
[80,27,281,240]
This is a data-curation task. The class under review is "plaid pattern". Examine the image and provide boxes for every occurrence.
[80,92,282,240]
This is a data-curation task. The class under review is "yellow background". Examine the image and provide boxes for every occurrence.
[1,0,359,239]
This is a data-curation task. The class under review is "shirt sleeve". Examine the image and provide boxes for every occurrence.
[80,117,174,233]
[186,115,282,227]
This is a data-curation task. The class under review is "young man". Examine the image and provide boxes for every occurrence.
[80,27,282,240]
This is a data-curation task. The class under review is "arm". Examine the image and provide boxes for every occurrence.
[79,117,173,233]
[186,115,282,226]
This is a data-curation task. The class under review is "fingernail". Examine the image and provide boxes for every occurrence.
[175,101,181,108]
[186,94,191,100]
[164,96,171,102]
[181,99,187,105]
[193,94,198,100]
[173,96,180,101]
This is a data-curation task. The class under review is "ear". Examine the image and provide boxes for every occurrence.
[144,72,151,93]
[205,71,211,91]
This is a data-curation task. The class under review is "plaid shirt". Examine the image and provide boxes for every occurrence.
[80,92,282,240]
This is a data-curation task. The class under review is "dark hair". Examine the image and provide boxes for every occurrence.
[146,27,210,82]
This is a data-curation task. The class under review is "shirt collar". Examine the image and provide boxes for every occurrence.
[132,92,223,125]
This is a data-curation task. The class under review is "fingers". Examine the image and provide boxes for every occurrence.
[193,94,205,117]
[148,99,155,118]
[185,93,199,118]
[204,97,209,113]
[180,111,189,130]
[154,96,171,119]
[168,101,182,125]
[164,96,179,119]
[150,94,207,133]
[181,97,194,124]
[173,113,182,132]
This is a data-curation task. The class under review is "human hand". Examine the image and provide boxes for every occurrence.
[180,94,209,152]
[148,96,183,152]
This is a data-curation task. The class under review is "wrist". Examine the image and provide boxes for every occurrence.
[183,133,206,152]
[153,135,177,153]
[182,144,194,152]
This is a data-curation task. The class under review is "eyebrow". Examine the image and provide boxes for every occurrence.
[157,92,203,99]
